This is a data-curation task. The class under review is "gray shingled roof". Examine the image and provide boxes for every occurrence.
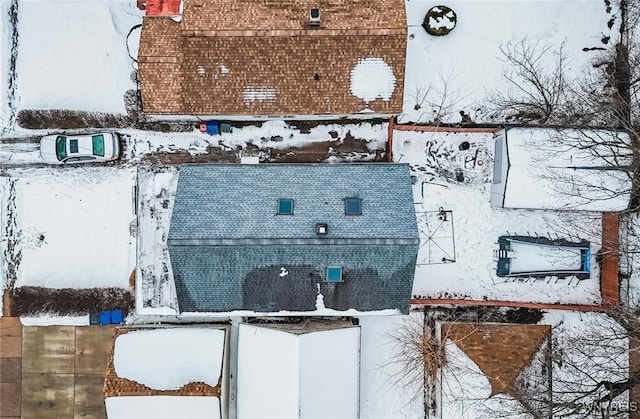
[168,163,419,314]
[168,164,418,241]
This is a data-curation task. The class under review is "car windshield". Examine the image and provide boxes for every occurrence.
[55,136,67,160]
[92,135,105,156]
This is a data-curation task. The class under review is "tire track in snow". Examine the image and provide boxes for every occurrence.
[5,0,19,131]
[3,179,21,290]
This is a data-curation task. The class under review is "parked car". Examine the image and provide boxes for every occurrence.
[40,132,120,164]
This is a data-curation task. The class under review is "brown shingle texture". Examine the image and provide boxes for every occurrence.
[138,0,407,116]
[182,0,406,32]
[443,323,551,396]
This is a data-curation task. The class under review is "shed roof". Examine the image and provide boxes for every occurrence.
[104,326,227,398]
[442,323,551,396]
[138,0,406,116]
[500,127,632,211]
[237,324,360,419]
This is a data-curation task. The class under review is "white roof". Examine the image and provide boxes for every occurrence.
[105,396,220,419]
[237,324,360,419]
[503,127,632,211]
[113,328,225,390]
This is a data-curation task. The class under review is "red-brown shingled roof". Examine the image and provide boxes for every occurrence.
[138,0,407,116]
[442,323,552,397]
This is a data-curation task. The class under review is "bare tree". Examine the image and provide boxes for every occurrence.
[406,67,471,124]
[385,310,453,416]
[487,39,575,124]
[387,307,640,418]
[547,309,633,418]
[488,0,640,209]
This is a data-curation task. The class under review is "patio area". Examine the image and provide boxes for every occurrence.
[1,321,114,419]
[392,127,605,306]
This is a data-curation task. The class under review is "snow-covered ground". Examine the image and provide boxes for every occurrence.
[0,141,41,164]
[0,121,388,165]
[358,314,424,418]
[0,0,11,131]
[549,311,629,415]
[11,167,136,289]
[0,176,8,315]
[19,314,89,326]
[439,311,629,418]
[123,121,387,161]
[401,0,617,123]
[14,0,142,115]
[394,129,603,305]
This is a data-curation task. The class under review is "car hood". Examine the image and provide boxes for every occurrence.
[40,136,61,163]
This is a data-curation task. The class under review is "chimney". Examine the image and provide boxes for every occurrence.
[310,8,320,27]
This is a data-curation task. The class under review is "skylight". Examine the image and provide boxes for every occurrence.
[326,266,343,282]
[344,198,362,215]
[277,198,294,215]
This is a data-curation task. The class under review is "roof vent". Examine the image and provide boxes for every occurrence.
[310,8,320,27]
[316,223,328,235]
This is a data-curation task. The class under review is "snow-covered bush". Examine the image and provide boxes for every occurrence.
[423,5,457,36]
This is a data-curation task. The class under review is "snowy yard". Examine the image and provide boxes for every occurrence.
[14,0,142,116]
[9,167,136,289]
[394,129,603,305]
[358,314,425,418]
[0,0,12,131]
[401,0,617,123]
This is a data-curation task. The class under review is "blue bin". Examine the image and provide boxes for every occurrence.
[110,310,123,324]
[206,121,219,135]
[99,311,111,325]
